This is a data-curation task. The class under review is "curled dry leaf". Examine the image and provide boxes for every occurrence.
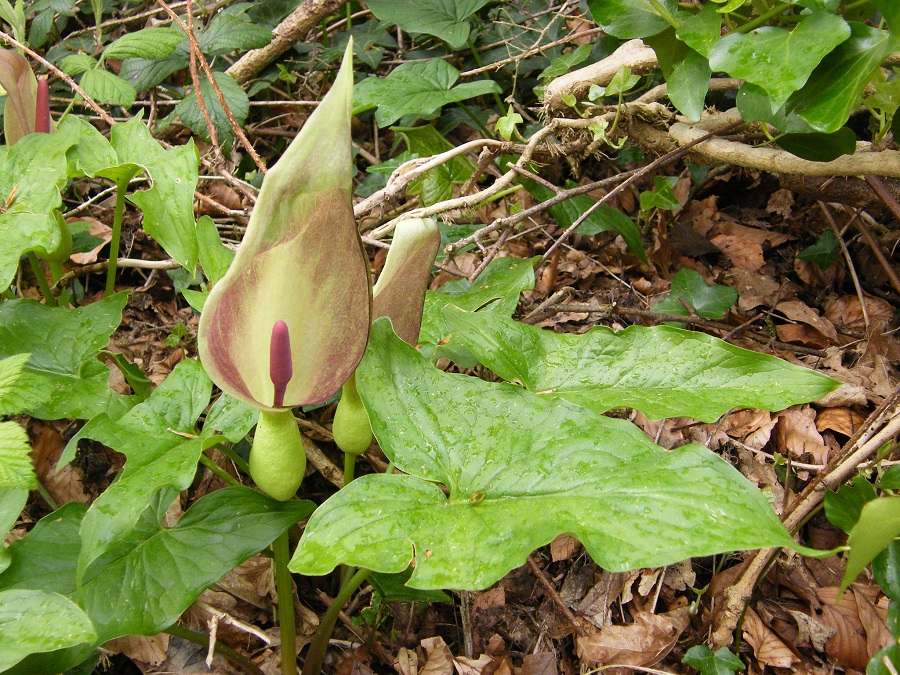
[574,607,690,668]
[550,534,580,562]
[788,609,835,652]
[395,648,418,675]
[814,407,866,437]
[854,590,892,659]
[724,409,776,450]
[420,636,454,675]
[104,634,169,667]
[742,606,800,669]
[710,233,765,271]
[776,299,839,344]
[729,268,786,312]
[774,406,830,464]
[817,586,870,670]
[453,654,494,674]
[824,295,894,330]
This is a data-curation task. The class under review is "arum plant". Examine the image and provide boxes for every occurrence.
[197,42,370,674]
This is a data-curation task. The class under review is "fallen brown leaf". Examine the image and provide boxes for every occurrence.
[521,652,558,675]
[395,647,418,675]
[818,586,869,670]
[824,295,894,330]
[742,606,800,669]
[774,406,830,464]
[710,233,764,271]
[815,407,866,437]
[574,607,689,668]
[550,534,580,562]
[105,633,169,666]
[421,636,454,675]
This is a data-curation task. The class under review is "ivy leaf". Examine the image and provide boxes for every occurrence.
[682,646,746,675]
[419,256,535,367]
[776,128,857,162]
[199,12,272,56]
[709,12,850,108]
[652,268,737,319]
[824,475,878,534]
[354,59,501,127]
[587,0,677,39]
[0,294,134,421]
[496,106,523,141]
[667,47,711,122]
[676,3,722,58]
[797,229,841,271]
[842,497,900,594]
[364,0,492,49]
[538,44,593,81]
[442,306,839,422]
[788,23,900,132]
[0,589,96,672]
[640,175,682,211]
[290,319,808,590]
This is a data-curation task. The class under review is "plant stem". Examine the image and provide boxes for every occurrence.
[467,38,505,113]
[301,567,372,675]
[25,253,56,306]
[165,624,265,675]
[343,452,356,485]
[199,454,241,487]
[737,1,791,32]
[273,530,298,675]
[214,442,252,475]
[105,177,129,297]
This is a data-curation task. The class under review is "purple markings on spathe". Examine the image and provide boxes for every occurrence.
[270,320,293,407]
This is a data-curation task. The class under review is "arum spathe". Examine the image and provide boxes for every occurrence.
[198,41,370,412]
[333,217,440,456]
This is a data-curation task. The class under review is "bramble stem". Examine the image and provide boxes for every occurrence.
[105,177,130,297]
[273,530,298,675]
[301,567,372,675]
[25,253,56,306]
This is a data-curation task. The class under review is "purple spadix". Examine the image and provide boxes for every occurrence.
[270,320,293,408]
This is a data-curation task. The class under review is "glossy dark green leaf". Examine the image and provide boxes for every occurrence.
[879,465,900,490]
[80,487,313,641]
[419,256,535,367]
[442,306,839,422]
[736,82,816,133]
[868,643,900,675]
[776,128,857,162]
[364,0,492,49]
[788,23,900,133]
[370,570,451,603]
[709,12,850,108]
[587,0,676,38]
[522,180,646,261]
[872,541,900,600]
[290,319,807,590]
[640,175,681,211]
[824,475,878,534]
[667,47,711,122]
[354,59,502,127]
[676,4,721,58]
[871,0,900,34]
[652,268,737,319]
[0,294,134,421]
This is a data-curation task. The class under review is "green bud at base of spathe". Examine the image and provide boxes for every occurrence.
[249,409,308,501]
[332,374,372,456]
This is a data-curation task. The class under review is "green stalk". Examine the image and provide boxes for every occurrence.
[273,530,298,675]
[25,253,56,306]
[343,452,356,485]
[105,176,130,297]
[199,454,242,487]
[165,624,265,675]
[467,38,505,113]
[301,567,372,675]
[213,442,251,475]
[737,1,791,32]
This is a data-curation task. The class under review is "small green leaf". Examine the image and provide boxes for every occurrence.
[106,352,152,400]
[682,645,746,675]
[80,69,137,107]
[640,175,682,211]
[103,28,186,60]
[496,106,523,141]
[354,59,502,128]
[171,71,249,148]
[0,589,96,671]
[290,319,807,590]
[539,44,593,82]
[418,256,536,367]
[797,229,841,271]
[587,0,677,38]
[825,475,878,534]
[364,0,492,49]
[371,570,451,603]
[198,12,271,56]
[196,214,235,286]
[443,306,839,422]
[60,54,96,77]
[0,294,134,421]
[879,465,900,490]
[842,497,900,594]
[652,268,737,319]
[667,48,711,122]
[522,180,646,261]
[676,4,722,58]
[0,488,27,573]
